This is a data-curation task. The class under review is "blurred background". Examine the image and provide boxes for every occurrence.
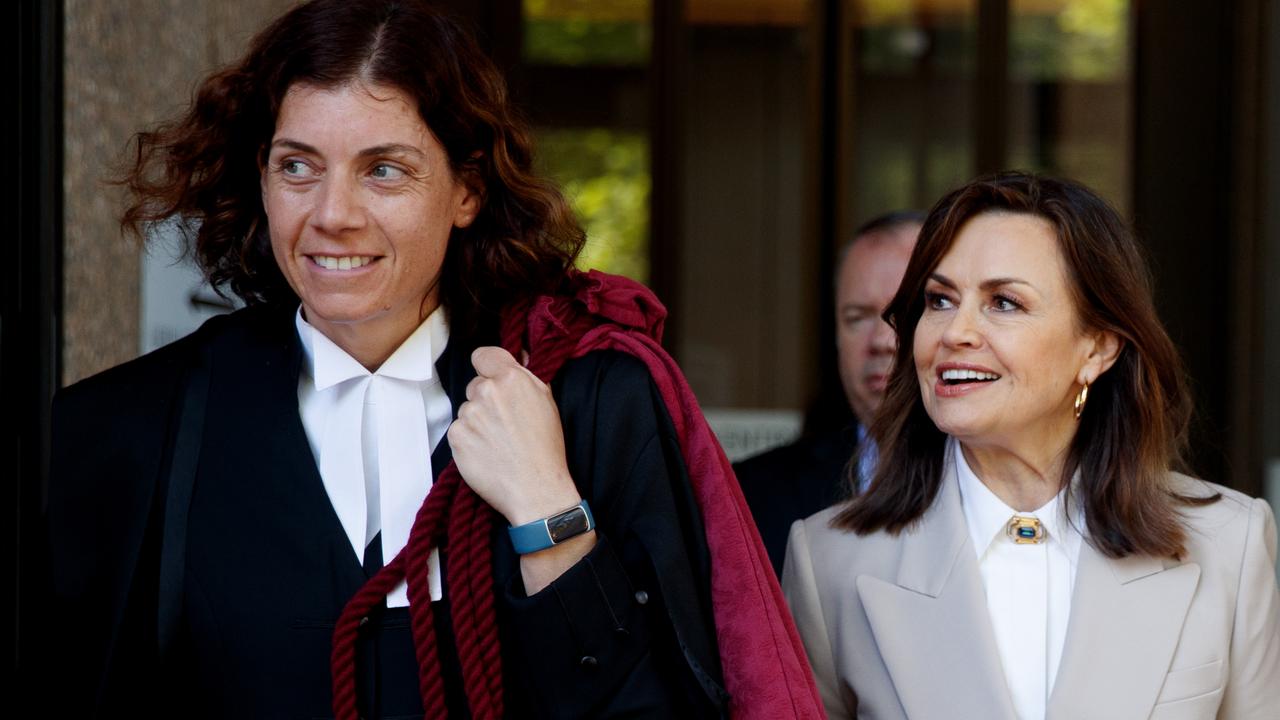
[10,0,1280,664]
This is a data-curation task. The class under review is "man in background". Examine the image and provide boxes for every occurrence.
[735,211,922,575]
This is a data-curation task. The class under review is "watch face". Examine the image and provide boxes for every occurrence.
[547,506,590,543]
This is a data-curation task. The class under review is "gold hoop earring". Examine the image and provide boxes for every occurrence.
[1073,380,1090,421]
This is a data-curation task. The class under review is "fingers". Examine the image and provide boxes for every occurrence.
[471,346,519,378]
[448,348,571,525]
[465,375,484,402]
[472,346,543,393]
[464,345,551,411]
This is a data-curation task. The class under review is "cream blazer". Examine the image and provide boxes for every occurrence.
[782,463,1280,720]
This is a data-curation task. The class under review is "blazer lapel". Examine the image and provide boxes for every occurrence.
[858,468,1018,720]
[1047,544,1200,720]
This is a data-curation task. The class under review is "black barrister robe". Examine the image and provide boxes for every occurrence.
[43,304,727,718]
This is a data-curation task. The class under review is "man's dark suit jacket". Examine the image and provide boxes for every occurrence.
[733,427,858,576]
[44,304,726,718]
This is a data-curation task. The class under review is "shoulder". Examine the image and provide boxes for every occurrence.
[787,504,904,582]
[795,504,901,552]
[782,503,905,669]
[735,428,854,483]
[549,350,679,481]
[59,307,274,397]
[57,330,195,411]
[735,437,816,476]
[54,306,284,426]
[551,349,664,420]
[54,331,198,430]
[789,506,845,558]
[1165,472,1275,579]
[555,348,652,389]
[1167,472,1260,532]
[733,439,811,505]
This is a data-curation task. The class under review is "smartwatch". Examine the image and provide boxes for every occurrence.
[508,499,595,554]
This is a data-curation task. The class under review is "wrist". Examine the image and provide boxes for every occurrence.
[507,499,594,555]
[502,471,580,526]
[519,530,597,594]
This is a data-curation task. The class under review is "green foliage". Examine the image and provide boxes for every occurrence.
[1012,0,1129,81]
[855,0,1127,81]
[522,0,649,66]
[535,128,651,283]
[524,19,650,66]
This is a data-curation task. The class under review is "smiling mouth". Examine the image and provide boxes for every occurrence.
[938,368,1001,386]
[309,255,377,271]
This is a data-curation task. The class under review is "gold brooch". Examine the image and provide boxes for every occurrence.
[1006,515,1046,544]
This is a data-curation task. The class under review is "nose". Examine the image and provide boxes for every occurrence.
[939,304,982,349]
[311,177,365,235]
[868,318,897,355]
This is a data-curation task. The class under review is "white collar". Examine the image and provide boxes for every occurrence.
[295,306,449,390]
[952,437,1084,560]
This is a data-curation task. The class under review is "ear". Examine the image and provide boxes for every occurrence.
[1078,329,1122,385]
[452,154,485,229]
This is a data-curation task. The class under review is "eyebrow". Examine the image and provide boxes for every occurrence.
[357,143,428,161]
[270,139,318,155]
[927,272,1035,292]
[269,139,427,161]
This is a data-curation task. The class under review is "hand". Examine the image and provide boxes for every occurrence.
[447,347,581,526]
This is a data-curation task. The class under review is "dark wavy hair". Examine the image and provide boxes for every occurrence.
[834,172,1215,560]
[121,0,585,339]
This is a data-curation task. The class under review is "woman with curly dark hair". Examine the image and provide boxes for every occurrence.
[45,1,821,718]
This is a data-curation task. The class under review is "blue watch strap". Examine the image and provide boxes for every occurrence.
[508,499,595,554]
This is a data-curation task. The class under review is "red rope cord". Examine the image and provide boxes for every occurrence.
[330,307,533,719]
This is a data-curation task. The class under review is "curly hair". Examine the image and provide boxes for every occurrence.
[834,172,1215,560]
[121,0,585,340]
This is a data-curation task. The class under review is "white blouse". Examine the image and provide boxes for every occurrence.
[953,439,1084,720]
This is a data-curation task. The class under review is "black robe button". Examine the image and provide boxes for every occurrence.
[634,590,649,605]
[580,655,598,667]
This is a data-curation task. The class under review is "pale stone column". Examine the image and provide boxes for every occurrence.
[62,0,294,385]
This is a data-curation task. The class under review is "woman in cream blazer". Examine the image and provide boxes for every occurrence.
[783,173,1280,720]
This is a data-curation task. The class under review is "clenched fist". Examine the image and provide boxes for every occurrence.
[447,346,582,527]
